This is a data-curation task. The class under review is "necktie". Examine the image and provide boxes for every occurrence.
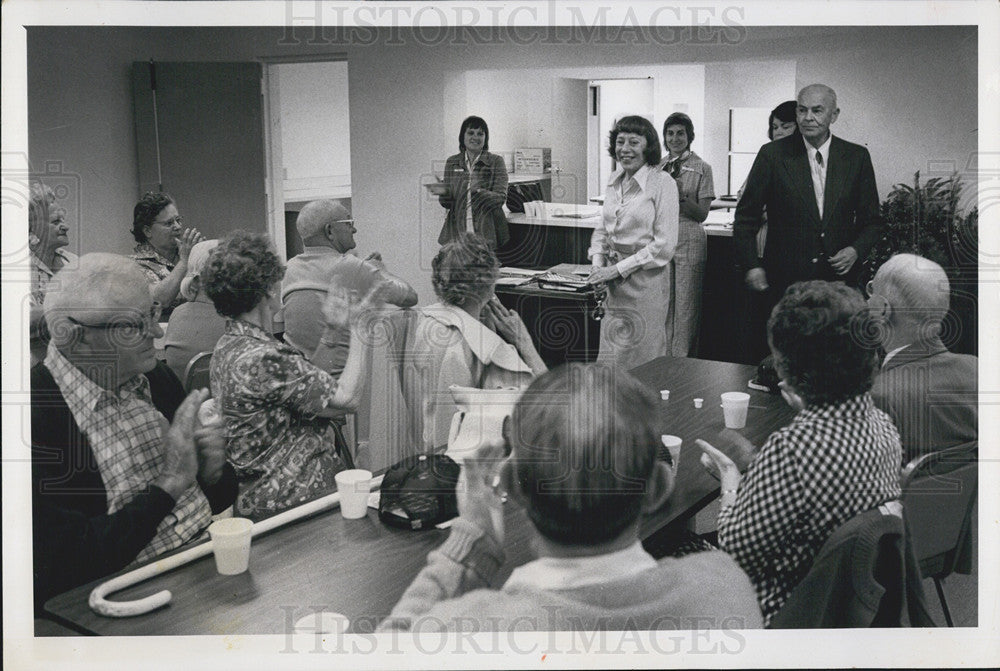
[816,151,823,166]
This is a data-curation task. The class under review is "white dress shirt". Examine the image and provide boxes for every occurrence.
[803,134,832,218]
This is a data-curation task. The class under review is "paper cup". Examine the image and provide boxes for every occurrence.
[693,398,704,409]
[659,389,670,401]
[721,392,751,429]
[208,517,253,575]
[336,469,373,519]
[660,435,682,467]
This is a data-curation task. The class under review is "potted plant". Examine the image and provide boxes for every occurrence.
[860,171,978,355]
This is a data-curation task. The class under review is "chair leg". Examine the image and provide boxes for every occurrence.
[933,577,954,627]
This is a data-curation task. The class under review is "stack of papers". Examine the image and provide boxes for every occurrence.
[496,267,542,286]
[535,270,590,292]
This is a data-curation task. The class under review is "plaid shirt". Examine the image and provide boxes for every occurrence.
[718,393,902,625]
[44,344,213,563]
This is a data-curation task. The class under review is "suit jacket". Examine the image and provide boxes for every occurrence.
[871,339,978,463]
[438,151,510,248]
[31,361,238,610]
[734,134,882,290]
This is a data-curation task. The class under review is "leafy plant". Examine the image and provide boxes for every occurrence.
[860,171,978,354]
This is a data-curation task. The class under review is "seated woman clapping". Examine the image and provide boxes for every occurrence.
[403,233,547,452]
[697,280,902,626]
[204,230,384,519]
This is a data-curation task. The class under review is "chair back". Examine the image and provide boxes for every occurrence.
[901,441,977,576]
[769,502,931,628]
[183,351,213,394]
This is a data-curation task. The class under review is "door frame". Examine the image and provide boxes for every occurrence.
[260,53,349,262]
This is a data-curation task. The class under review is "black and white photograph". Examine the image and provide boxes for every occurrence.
[2,1,997,668]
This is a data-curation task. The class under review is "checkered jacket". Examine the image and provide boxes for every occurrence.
[717,393,902,625]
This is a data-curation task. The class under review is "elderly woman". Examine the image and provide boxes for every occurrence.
[434,116,510,249]
[698,281,902,625]
[163,239,226,381]
[130,191,204,318]
[660,112,716,357]
[403,232,546,452]
[28,183,77,362]
[205,230,382,519]
[587,115,679,369]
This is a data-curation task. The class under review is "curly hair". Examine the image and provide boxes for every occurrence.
[131,192,174,243]
[203,230,285,319]
[511,364,662,545]
[607,115,662,166]
[431,232,499,306]
[767,280,878,407]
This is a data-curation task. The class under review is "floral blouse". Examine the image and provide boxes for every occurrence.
[131,242,186,316]
[210,319,346,519]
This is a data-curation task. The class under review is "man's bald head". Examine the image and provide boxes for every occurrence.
[797,84,837,109]
[873,253,951,333]
[295,200,351,243]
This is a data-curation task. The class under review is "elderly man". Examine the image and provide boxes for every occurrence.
[31,253,237,609]
[380,364,762,631]
[735,84,882,361]
[282,200,416,376]
[867,254,977,462]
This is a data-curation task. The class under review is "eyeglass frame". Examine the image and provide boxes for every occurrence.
[65,302,163,338]
[151,214,184,228]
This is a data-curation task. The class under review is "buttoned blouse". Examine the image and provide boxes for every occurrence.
[587,164,679,278]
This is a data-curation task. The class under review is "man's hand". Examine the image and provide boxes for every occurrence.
[154,389,207,500]
[828,246,858,275]
[587,265,621,285]
[456,444,507,545]
[176,227,204,262]
[745,267,769,292]
[364,252,385,270]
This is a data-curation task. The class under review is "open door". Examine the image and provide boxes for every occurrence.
[132,61,268,241]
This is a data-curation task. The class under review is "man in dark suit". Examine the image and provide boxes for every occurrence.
[867,254,977,463]
[735,84,882,360]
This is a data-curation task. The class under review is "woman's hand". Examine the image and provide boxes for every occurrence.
[695,439,742,493]
[587,265,621,285]
[483,298,529,345]
[177,227,204,262]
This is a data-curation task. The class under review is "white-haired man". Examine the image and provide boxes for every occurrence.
[867,253,977,462]
[282,199,417,376]
[735,83,882,361]
[31,253,237,610]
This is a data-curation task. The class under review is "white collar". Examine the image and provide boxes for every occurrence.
[419,302,531,373]
[504,541,657,592]
[803,133,832,163]
[608,163,653,191]
[881,344,910,368]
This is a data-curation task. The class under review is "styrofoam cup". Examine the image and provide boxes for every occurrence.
[660,435,682,466]
[294,611,351,635]
[721,392,751,429]
[659,389,670,401]
[336,469,373,519]
[208,517,253,575]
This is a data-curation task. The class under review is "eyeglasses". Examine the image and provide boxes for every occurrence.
[153,215,183,227]
[334,218,355,227]
[67,302,163,343]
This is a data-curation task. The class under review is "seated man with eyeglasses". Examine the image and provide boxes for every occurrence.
[30,253,237,611]
[281,199,416,376]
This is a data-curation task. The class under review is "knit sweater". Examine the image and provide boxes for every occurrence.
[380,520,763,632]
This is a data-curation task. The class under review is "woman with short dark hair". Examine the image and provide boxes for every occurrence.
[698,280,901,625]
[205,230,384,518]
[434,116,510,248]
[587,115,679,369]
[403,232,546,451]
[660,112,715,357]
[129,191,204,318]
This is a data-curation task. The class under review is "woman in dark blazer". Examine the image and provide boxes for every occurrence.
[435,116,510,248]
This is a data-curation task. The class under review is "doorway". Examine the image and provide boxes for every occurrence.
[586,78,655,200]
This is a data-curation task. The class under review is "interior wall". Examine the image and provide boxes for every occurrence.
[27,26,978,305]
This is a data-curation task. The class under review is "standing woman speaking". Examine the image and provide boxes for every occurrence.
[661,112,715,357]
[435,116,510,249]
[587,116,679,369]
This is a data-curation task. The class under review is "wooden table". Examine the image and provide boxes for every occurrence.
[43,357,794,636]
